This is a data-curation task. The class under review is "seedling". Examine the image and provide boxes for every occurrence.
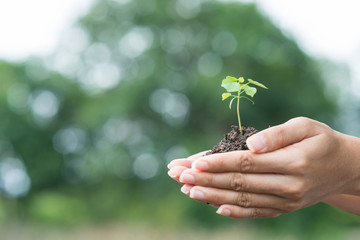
[221,76,267,134]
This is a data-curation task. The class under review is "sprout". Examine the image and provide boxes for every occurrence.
[221,76,267,134]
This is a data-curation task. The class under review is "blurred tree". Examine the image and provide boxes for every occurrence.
[1,0,355,236]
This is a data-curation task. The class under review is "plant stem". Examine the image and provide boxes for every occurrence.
[237,90,242,134]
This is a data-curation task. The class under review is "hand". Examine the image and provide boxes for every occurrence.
[168,117,360,218]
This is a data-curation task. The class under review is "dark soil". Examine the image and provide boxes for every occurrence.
[207,126,258,155]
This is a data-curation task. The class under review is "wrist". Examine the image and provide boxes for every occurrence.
[322,194,360,215]
[338,132,360,196]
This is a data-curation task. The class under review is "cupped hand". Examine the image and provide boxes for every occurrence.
[168,117,360,218]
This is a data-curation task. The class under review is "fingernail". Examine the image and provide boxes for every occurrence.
[216,207,231,216]
[181,184,192,194]
[167,167,181,178]
[190,189,204,200]
[246,134,266,152]
[179,173,195,184]
[167,162,173,169]
[193,161,208,171]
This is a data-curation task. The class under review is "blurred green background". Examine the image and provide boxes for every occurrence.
[0,0,359,239]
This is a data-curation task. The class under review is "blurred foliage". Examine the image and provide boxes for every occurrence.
[0,0,357,238]
[28,191,88,225]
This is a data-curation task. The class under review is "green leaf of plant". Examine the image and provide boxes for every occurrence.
[229,97,237,109]
[222,92,231,101]
[248,79,268,89]
[239,83,248,90]
[244,86,257,97]
[238,77,245,83]
[221,79,241,92]
[226,76,238,82]
[240,96,254,104]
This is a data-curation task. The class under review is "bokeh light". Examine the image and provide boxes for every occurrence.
[164,145,189,165]
[0,157,31,198]
[53,127,88,154]
[119,27,154,59]
[28,89,60,121]
[175,0,202,19]
[149,88,190,127]
[212,31,238,56]
[133,153,159,179]
[197,52,223,77]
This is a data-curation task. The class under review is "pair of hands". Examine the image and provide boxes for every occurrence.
[167,117,360,218]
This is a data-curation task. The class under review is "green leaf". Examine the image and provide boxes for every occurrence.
[229,97,237,109]
[238,77,245,83]
[226,76,238,82]
[239,83,248,90]
[240,96,254,104]
[244,86,257,97]
[222,92,231,101]
[221,79,241,92]
[248,79,268,89]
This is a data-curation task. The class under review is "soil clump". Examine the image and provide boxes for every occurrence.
[207,126,258,155]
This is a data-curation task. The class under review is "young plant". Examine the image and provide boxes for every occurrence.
[221,76,268,134]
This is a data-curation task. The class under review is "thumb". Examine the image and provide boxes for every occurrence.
[246,117,315,153]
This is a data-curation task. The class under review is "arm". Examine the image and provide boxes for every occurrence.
[323,194,360,215]
[321,132,360,215]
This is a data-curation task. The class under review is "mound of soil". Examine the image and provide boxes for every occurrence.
[207,126,258,155]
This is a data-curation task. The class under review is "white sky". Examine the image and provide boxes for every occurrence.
[0,0,95,61]
[254,0,360,100]
[255,0,360,62]
[0,0,360,94]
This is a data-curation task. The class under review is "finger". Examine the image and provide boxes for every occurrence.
[216,204,281,219]
[168,166,188,182]
[167,151,208,169]
[189,186,287,210]
[167,159,192,169]
[179,170,286,196]
[188,150,209,160]
[180,184,194,195]
[192,150,292,174]
[246,117,319,153]
[180,184,220,207]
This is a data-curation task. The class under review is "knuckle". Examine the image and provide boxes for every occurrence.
[283,181,306,199]
[236,192,251,208]
[236,152,253,172]
[287,117,313,132]
[322,131,333,143]
[250,208,261,218]
[286,154,308,175]
[203,173,214,186]
[297,116,311,123]
[289,117,311,125]
[313,119,332,132]
[229,173,247,191]
[275,125,287,141]
[319,132,337,152]
[283,201,301,212]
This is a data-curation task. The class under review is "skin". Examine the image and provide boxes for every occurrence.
[167,117,360,218]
